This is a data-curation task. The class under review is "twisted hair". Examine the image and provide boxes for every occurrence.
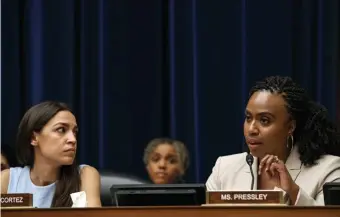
[250,76,340,166]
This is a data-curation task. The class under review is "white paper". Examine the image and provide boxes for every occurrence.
[70,191,88,207]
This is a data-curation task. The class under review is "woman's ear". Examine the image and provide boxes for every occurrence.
[288,120,296,135]
[31,132,39,146]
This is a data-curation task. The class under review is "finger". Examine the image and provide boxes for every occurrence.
[270,160,288,177]
[273,160,286,173]
[265,155,276,172]
[269,162,279,177]
[259,155,271,175]
[269,156,282,175]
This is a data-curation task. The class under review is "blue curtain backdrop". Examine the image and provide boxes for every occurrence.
[2,0,339,183]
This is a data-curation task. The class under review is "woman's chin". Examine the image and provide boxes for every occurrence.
[59,158,75,166]
[249,150,264,159]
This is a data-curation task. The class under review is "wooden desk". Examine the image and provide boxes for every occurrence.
[2,206,340,217]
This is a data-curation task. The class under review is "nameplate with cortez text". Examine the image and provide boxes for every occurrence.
[206,190,285,204]
[1,193,33,207]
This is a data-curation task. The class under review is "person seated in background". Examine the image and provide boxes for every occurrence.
[1,152,9,171]
[206,76,340,206]
[143,138,190,184]
[1,101,102,208]
[1,144,17,171]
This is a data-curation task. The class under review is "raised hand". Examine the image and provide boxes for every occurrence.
[258,154,300,204]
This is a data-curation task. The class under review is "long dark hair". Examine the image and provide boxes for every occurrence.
[16,101,81,207]
[250,76,340,166]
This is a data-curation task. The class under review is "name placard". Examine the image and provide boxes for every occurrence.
[206,190,285,204]
[1,193,33,207]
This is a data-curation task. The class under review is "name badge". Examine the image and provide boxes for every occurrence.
[1,194,33,207]
[206,190,284,204]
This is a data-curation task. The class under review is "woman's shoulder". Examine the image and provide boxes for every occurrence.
[8,166,29,178]
[9,166,27,172]
[315,154,340,168]
[217,152,248,165]
[78,164,100,177]
[300,154,340,186]
[212,152,249,172]
[1,166,29,193]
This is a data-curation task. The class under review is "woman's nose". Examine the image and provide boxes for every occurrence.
[248,121,259,135]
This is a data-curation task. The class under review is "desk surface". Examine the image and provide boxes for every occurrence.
[2,206,340,217]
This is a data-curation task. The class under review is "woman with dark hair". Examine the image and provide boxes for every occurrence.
[143,138,190,184]
[206,76,340,205]
[1,101,101,208]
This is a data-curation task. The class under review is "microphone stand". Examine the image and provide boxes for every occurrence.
[246,153,255,190]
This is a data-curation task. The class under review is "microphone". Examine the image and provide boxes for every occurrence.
[246,153,255,190]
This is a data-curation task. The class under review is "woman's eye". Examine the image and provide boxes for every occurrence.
[260,118,270,125]
[57,127,66,133]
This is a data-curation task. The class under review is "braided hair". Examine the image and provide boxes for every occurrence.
[249,76,340,166]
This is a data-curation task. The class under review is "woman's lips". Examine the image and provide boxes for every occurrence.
[247,139,263,147]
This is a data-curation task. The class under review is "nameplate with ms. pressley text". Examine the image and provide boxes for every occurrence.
[1,193,33,208]
[206,190,285,204]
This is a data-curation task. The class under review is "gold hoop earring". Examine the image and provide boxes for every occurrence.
[287,135,294,149]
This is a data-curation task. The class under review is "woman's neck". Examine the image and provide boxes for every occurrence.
[30,159,60,186]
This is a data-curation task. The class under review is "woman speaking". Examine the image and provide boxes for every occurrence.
[206,76,340,205]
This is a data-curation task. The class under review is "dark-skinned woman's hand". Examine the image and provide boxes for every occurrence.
[259,154,300,204]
